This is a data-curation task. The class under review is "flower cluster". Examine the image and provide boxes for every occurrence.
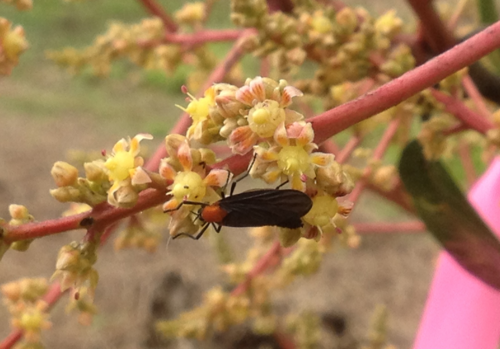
[178,76,304,152]
[47,18,181,76]
[157,281,275,340]
[160,135,230,237]
[175,2,206,27]
[0,17,29,75]
[231,1,413,107]
[50,133,152,208]
[1,278,51,345]
[171,77,353,245]
[8,204,35,251]
[51,241,99,298]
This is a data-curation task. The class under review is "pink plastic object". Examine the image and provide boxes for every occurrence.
[413,158,500,349]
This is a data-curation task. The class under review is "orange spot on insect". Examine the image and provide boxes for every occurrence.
[201,203,228,223]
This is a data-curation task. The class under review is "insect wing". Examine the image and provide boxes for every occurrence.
[219,189,312,228]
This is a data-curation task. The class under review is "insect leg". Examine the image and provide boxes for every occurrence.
[164,200,208,213]
[172,222,211,240]
[275,180,290,190]
[212,223,222,233]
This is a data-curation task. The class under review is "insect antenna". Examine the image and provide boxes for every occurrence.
[173,221,211,240]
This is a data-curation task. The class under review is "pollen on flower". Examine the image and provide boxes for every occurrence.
[277,146,309,175]
[177,87,215,122]
[171,171,206,201]
[105,151,135,182]
[247,101,286,138]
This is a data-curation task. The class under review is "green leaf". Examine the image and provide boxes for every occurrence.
[399,140,500,290]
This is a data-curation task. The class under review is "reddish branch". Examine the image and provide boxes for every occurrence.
[310,22,500,145]
[138,0,178,32]
[462,75,491,118]
[2,188,169,243]
[336,137,361,164]
[407,0,456,53]
[354,221,425,234]
[366,181,415,214]
[348,118,401,204]
[231,240,283,297]
[163,29,248,45]
[318,140,340,156]
[430,88,494,134]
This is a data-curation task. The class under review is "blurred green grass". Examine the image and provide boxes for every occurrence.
[0,0,233,137]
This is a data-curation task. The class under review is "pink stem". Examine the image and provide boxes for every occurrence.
[336,137,361,164]
[407,0,456,52]
[231,241,282,297]
[318,140,340,156]
[354,221,425,234]
[462,74,491,118]
[138,0,177,32]
[348,118,401,203]
[2,188,169,243]
[431,88,494,134]
[162,29,248,45]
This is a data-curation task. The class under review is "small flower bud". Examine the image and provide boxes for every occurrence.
[84,160,107,182]
[174,2,205,25]
[11,239,33,251]
[9,204,30,221]
[50,186,82,203]
[51,161,79,187]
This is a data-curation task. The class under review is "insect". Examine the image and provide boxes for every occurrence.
[165,158,313,240]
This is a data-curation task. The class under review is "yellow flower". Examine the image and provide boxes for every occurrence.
[104,133,152,207]
[253,122,333,191]
[160,138,230,238]
[177,87,216,141]
[228,77,304,155]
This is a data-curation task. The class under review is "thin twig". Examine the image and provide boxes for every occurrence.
[462,74,491,118]
[431,88,494,134]
[3,188,169,243]
[407,0,456,52]
[348,118,401,203]
[354,221,425,234]
[336,136,361,164]
[231,240,282,297]
[138,0,177,32]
